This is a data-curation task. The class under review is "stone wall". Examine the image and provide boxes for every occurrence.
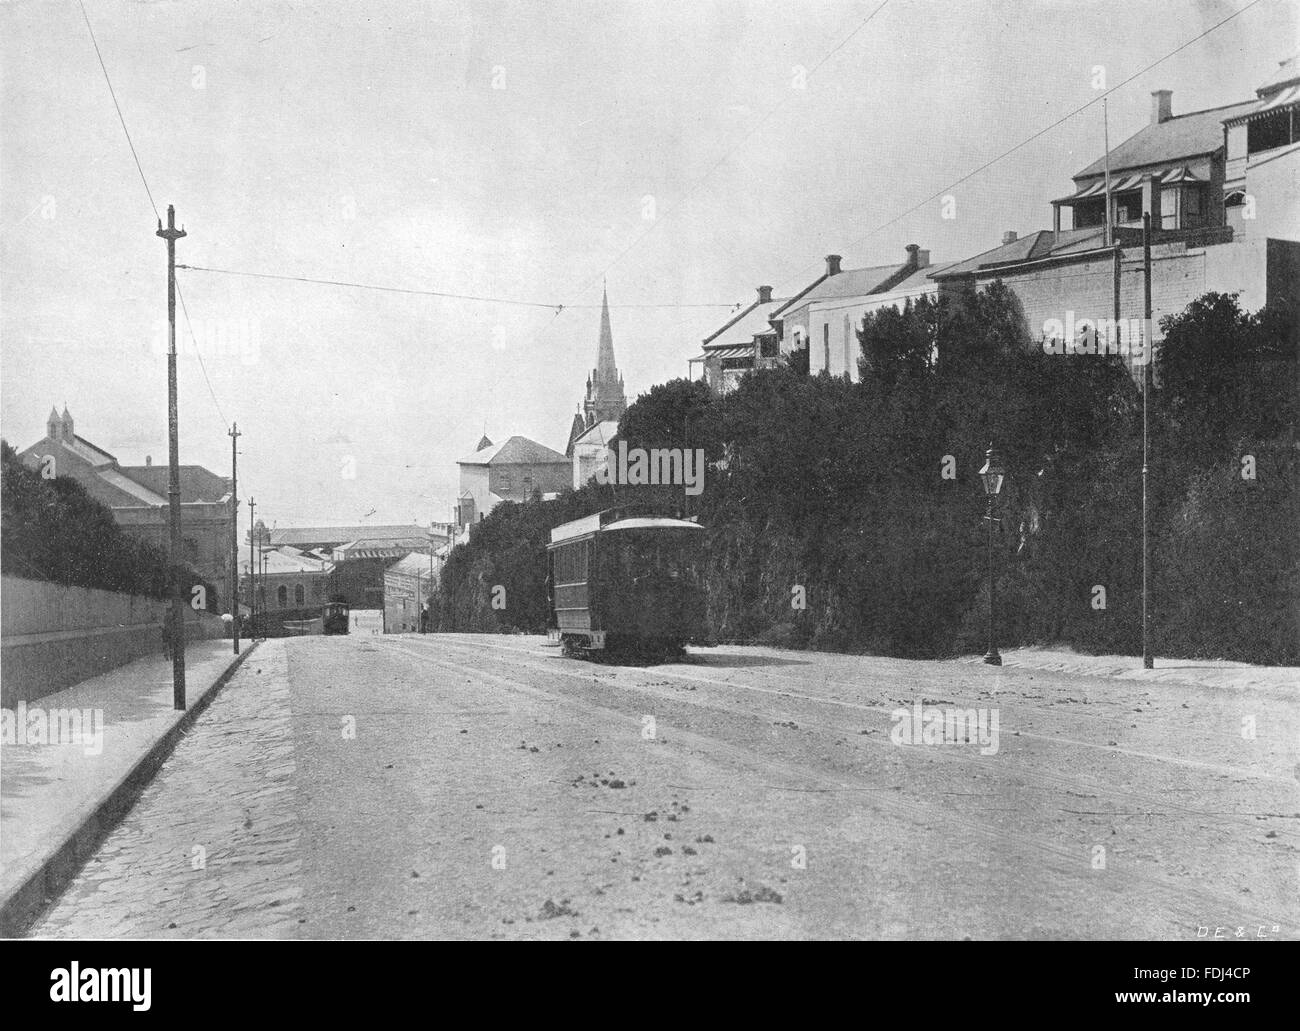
[1,576,225,705]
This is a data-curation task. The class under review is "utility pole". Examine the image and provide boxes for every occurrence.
[157,204,187,710]
[1102,98,1114,248]
[229,423,240,655]
[248,497,256,640]
[1142,213,1154,670]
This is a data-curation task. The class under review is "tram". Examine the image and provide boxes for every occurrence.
[322,599,351,635]
[547,508,705,659]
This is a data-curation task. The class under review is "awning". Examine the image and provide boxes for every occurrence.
[702,345,754,360]
[1160,166,1203,184]
[1056,173,1143,205]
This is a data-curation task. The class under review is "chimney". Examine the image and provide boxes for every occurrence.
[824,254,842,276]
[1151,89,1172,125]
[1002,230,1018,245]
[757,285,773,304]
[915,248,930,269]
[145,455,152,467]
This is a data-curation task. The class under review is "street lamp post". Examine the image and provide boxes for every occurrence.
[978,444,1005,666]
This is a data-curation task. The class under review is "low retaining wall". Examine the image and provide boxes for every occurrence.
[0,577,225,705]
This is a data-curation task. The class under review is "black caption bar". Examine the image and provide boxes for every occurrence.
[0,939,1294,1017]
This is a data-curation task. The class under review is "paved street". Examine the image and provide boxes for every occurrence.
[29,634,1299,940]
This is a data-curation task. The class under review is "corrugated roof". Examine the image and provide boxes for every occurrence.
[1075,101,1257,178]
[458,434,570,467]
[337,537,431,551]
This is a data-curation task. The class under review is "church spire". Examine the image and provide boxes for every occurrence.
[596,284,618,383]
[570,284,628,445]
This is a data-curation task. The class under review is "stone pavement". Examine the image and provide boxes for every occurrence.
[1,639,254,935]
[27,642,301,938]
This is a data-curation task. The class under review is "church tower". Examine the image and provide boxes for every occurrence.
[583,286,626,428]
[566,286,628,457]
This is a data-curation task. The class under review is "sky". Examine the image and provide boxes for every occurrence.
[2,0,1295,536]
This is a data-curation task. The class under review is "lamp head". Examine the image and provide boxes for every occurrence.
[979,445,1005,496]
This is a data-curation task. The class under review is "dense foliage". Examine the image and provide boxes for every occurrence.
[1,440,214,606]
[433,286,1297,664]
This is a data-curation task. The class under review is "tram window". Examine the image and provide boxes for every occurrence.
[554,542,588,582]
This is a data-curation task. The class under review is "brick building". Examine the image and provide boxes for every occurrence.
[241,546,332,621]
[383,552,434,633]
[19,408,234,605]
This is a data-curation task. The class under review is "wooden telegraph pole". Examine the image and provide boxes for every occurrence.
[157,205,187,710]
[248,497,257,639]
[229,423,240,655]
[1141,213,1154,669]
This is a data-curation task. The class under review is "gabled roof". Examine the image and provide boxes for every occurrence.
[789,263,903,305]
[702,296,784,347]
[66,434,116,466]
[118,464,231,504]
[457,434,568,466]
[930,228,1119,280]
[23,432,117,468]
[929,230,1058,278]
[770,272,836,318]
[703,299,788,351]
[268,524,428,547]
[574,419,619,447]
[1074,101,1257,178]
[241,546,332,576]
[1258,54,1300,96]
[385,552,433,578]
[808,262,958,304]
[98,468,167,505]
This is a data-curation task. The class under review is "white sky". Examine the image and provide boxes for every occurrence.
[2,0,1294,533]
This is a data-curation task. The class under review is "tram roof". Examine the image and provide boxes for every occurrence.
[549,511,702,544]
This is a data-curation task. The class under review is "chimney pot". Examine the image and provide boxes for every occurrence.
[905,243,921,267]
[1151,89,1173,125]
[757,285,773,304]
[1002,231,1018,245]
[824,254,842,276]
[145,455,152,466]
